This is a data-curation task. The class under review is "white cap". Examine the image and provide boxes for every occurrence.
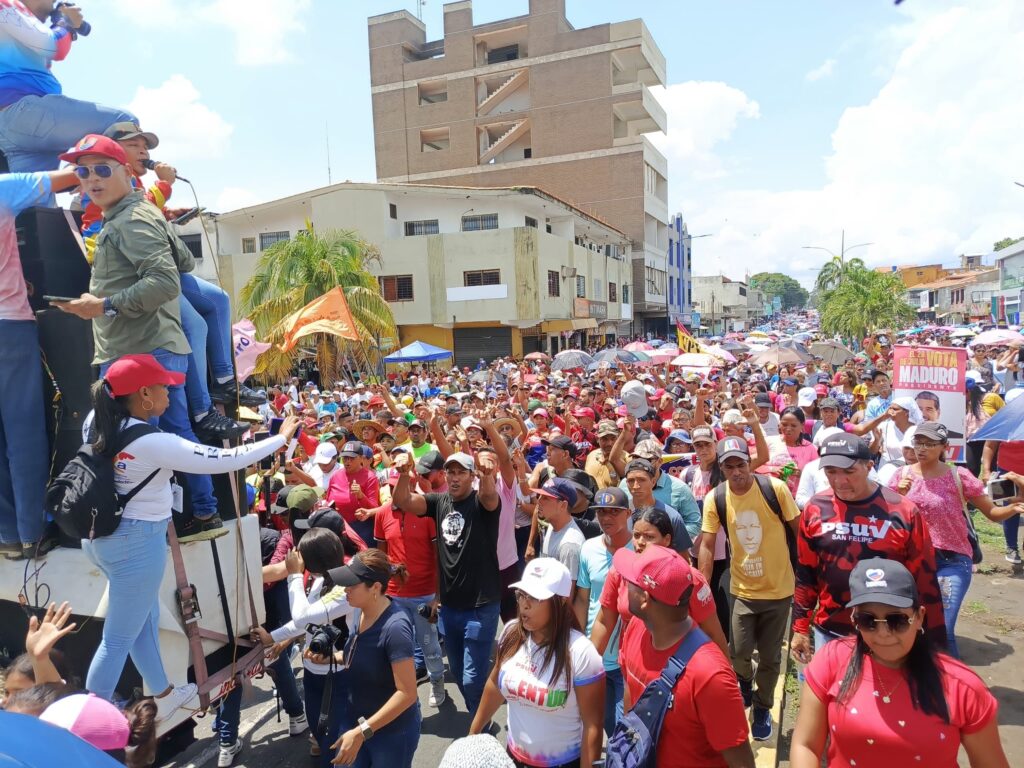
[509,557,572,600]
[461,416,483,431]
[314,442,338,463]
[444,452,475,471]
[797,387,817,407]
[721,408,744,426]
[620,380,649,418]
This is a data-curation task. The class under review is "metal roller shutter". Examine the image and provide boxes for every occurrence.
[454,326,512,369]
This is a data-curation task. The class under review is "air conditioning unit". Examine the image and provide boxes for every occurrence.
[561,266,577,278]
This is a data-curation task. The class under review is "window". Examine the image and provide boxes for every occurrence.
[546,224,552,234]
[242,237,256,254]
[669,279,673,305]
[404,219,439,236]
[179,234,203,261]
[488,44,520,64]
[738,286,747,297]
[593,277,603,301]
[378,275,414,302]
[389,203,397,220]
[667,245,672,266]
[418,79,448,105]
[608,282,617,303]
[523,147,532,159]
[420,127,450,152]
[548,270,560,297]
[259,231,289,250]
[461,213,498,231]
[464,269,500,286]
[524,216,538,229]
[677,278,681,306]
[622,285,630,304]
[576,275,586,298]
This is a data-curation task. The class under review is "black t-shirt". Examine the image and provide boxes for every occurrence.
[425,490,501,609]
[574,508,604,539]
[345,601,418,732]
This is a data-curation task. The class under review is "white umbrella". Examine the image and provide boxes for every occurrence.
[950,328,976,338]
[702,344,737,364]
[671,353,718,368]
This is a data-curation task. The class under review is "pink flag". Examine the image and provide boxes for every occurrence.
[232,319,271,382]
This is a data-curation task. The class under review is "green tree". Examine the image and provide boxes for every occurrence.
[813,255,866,293]
[994,236,1024,251]
[239,226,398,382]
[818,266,916,342]
[749,272,809,310]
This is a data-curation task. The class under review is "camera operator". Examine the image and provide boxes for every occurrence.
[0,2,136,177]
[252,527,355,766]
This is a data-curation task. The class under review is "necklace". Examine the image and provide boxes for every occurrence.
[873,665,904,704]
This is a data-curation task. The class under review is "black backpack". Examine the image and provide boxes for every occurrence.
[713,474,798,571]
[46,423,161,541]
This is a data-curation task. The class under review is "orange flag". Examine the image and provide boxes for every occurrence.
[279,286,361,351]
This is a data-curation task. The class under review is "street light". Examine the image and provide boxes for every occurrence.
[669,232,712,338]
[802,229,872,286]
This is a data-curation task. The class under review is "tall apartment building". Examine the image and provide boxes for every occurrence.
[668,213,693,333]
[368,0,670,335]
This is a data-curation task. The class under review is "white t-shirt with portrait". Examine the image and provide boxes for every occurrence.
[498,622,604,767]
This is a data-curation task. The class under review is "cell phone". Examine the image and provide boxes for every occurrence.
[269,418,283,435]
[989,477,1016,503]
[43,295,77,303]
[253,431,272,469]
[173,206,203,226]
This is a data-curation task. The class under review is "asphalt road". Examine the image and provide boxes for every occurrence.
[160,656,508,768]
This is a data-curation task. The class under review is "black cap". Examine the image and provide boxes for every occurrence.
[624,457,656,476]
[754,393,773,407]
[294,507,344,538]
[561,468,596,500]
[716,437,750,463]
[591,487,630,510]
[409,418,428,429]
[446,404,463,415]
[543,434,577,458]
[818,434,872,469]
[847,558,918,609]
[327,554,392,588]
[416,450,445,475]
[914,421,949,443]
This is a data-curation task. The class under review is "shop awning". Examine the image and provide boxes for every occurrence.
[540,318,598,332]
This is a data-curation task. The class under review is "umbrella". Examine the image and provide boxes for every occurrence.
[747,330,770,338]
[972,393,1024,442]
[810,341,854,366]
[646,348,678,364]
[469,369,506,385]
[702,345,737,363]
[587,360,618,371]
[593,349,640,364]
[383,340,452,363]
[971,329,1024,346]
[649,339,665,347]
[0,712,125,767]
[749,344,813,367]
[671,352,718,368]
[950,328,976,338]
[550,349,595,371]
[629,350,655,366]
[623,341,653,352]
[720,341,749,353]
[524,351,551,361]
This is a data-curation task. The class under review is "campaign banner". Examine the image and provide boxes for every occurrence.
[892,345,967,462]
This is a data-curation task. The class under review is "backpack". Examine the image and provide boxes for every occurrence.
[46,423,161,541]
[714,474,798,571]
[606,626,710,768]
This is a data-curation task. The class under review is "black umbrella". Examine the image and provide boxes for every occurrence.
[551,349,595,371]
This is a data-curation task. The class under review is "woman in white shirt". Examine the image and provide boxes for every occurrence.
[470,557,604,768]
[84,354,299,722]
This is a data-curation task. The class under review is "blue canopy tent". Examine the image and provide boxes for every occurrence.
[383,340,453,363]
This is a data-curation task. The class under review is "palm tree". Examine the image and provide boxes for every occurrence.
[814,255,866,294]
[819,267,916,343]
[239,226,398,382]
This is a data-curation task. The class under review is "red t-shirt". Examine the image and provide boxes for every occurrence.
[599,565,716,637]
[619,620,749,767]
[325,467,380,524]
[373,502,437,598]
[997,439,1024,473]
[805,637,998,767]
[273,393,290,413]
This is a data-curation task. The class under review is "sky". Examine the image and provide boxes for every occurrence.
[59,0,1024,288]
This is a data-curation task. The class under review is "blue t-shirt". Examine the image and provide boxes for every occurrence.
[345,601,419,731]
[577,536,633,671]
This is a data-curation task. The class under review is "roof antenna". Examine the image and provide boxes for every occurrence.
[326,121,332,184]
[416,0,426,20]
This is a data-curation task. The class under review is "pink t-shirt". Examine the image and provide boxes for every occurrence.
[0,173,52,321]
[887,466,984,558]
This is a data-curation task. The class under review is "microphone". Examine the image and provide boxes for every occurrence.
[52,3,91,36]
[143,159,190,184]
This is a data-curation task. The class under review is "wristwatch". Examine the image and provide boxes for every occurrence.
[102,297,119,318]
[357,717,374,740]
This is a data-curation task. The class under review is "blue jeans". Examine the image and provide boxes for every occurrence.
[393,594,444,683]
[603,666,624,737]
[304,668,349,768]
[0,321,48,545]
[178,296,212,419]
[214,652,304,745]
[100,349,217,518]
[83,518,170,700]
[936,550,973,659]
[179,273,233,381]
[439,601,500,716]
[1004,513,1021,551]
[0,94,135,177]
[342,708,421,768]
[812,626,838,656]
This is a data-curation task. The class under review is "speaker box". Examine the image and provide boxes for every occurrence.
[17,206,90,313]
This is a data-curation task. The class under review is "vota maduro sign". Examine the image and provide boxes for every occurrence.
[892,345,967,462]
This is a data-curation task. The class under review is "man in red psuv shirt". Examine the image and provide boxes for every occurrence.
[791,433,946,663]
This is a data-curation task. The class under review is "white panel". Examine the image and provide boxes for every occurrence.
[447,284,509,302]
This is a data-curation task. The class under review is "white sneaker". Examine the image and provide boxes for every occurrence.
[288,712,309,736]
[217,740,242,768]
[429,680,447,707]
[154,683,199,722]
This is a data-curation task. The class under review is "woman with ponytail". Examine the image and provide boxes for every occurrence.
[791,558,1009,768]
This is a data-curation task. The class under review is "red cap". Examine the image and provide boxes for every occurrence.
[59,134,130,166]
[103,354,185,397]
[572,406,596,419]
[814,384,829,397]
[649,387,666,400]
[612,544,694,606]
[568,386,581,397]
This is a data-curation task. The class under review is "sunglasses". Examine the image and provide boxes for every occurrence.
[852,611,913,633]
[74,163,119,179]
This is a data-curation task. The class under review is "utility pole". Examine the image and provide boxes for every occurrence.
[802,230,872,287]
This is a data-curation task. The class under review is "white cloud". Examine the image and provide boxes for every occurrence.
[127,75,234,161]
[677,0,1024,288]
[214,187,263,213]
[649,82,760,180]
[805,58,836,82]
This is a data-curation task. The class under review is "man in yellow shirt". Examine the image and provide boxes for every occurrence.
[698,436,800,742]
[583,419,627,489]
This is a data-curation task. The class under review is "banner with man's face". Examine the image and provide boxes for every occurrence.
[892,345,967,462]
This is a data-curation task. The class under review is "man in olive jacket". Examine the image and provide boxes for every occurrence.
[55,134,221,532]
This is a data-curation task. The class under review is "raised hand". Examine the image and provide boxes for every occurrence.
[25,601,76,660]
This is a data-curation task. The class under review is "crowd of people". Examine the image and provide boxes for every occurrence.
[0,4,1020,766]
